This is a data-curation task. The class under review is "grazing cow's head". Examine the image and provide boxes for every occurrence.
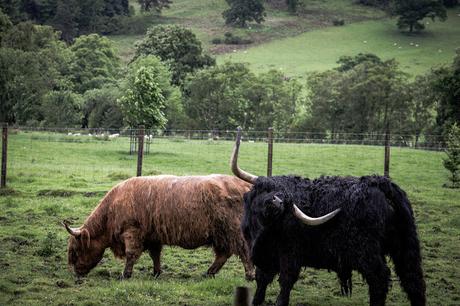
[62,221,105,277]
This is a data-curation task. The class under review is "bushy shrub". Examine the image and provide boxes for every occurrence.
[443,123,460,188]
[332,19,345,26]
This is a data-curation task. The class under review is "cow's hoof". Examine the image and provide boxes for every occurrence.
[203,271,216,278]
[245,272,256,282]
[153,269,162,278]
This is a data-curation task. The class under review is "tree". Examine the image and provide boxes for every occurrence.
[41,90,82,127]
[70,34,120,93]
[182,62,253,130]
[223,0,265,27]
[82,86,124,129]
[336,53,382,72]
[395,0,447,33]
[118,66,167,129]
[443,123,460,188]
[0,23,73,124]
[52,0,80,42]
[137,0,172,12]
[134,25,215,85]
[430,49,460,135]
[126,55,184,129]
[244,70,302,131]
[304,54,412,138]
[408,74,438,146]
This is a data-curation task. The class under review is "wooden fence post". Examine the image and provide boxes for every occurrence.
[384,127,390,178]
[1,123,8,188]
[267,127,273,177]
[137,125,145,177]
[233,286,251,306]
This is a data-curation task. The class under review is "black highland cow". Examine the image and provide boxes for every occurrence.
[230,129,426,306]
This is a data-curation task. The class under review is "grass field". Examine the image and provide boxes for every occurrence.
[218,10,460,78]
[0,131,459,305]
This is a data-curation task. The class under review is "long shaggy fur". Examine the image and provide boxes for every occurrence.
[242,175,425,306]
[66,175,255,279]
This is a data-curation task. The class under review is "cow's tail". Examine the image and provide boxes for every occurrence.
[378,178,426,306]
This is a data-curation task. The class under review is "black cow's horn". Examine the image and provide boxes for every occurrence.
[61,220,81,237]
[230,127,258,184]
[293,205,341,226]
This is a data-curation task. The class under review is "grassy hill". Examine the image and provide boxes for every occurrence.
[218,10,460,77]
[109,0,385,62]
[109,1,459,77]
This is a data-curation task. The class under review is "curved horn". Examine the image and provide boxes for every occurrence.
[230,127,258,184]
[293,205,341,226]
[61,220,81,237]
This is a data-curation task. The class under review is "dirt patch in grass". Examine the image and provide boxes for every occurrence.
[0,187,19,196]
[37,189,78,197]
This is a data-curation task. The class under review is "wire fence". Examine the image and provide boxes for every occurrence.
[1,125,449,191]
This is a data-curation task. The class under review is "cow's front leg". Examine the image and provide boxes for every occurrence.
[253,267,276,305]
[276,255,301,306]
[148,243,163,278]
[120,228,143,279]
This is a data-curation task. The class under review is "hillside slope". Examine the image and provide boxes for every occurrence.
[218,10,460,77]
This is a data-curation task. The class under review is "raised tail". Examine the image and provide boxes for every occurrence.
[378,178,426,306]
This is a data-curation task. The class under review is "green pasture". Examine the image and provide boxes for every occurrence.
[109,0,385,63]
[218,10,460,78]
[0,131,459,305]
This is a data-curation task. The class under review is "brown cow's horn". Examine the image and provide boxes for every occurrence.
[293,205,341,226]
[230,127,258,184]
[61,220,81,237]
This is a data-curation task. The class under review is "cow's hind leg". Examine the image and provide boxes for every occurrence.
[147,243,163,278]
[236,240,255,281]
[206,248,230,277]
[120,228,143,279]
[359,256,391,306]
[253,267,276,306]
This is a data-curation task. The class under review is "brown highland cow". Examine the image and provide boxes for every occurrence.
[62,175,255,280]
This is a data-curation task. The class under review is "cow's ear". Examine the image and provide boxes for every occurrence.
[80,229,91,249]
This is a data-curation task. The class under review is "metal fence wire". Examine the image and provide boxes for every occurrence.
[1,126,449,190]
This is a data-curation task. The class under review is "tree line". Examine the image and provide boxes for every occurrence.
[1,8,458,143]
[2,0,456,41]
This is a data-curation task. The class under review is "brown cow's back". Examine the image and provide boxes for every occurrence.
[100,175,251,251]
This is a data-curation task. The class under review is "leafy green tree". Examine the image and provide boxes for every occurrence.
[223,0,265,27]
[409,74,438,146]
[0,8,12,43]
[134,25,215,85]
[118,65,167,129]
[395,0,447,33]
[0,23,73,124]
[183,62,254,130]
[443,123,460,188]
[41,90,83,127]
[137,0,172,12]
[82,86,124,129]
[430,49,460,135]
[304,54,412,138]
[70,34,120,93]
[245,70,302,131]
[52,0,79,42]
[0,0,24,23]
[126,56,184,129]
[336,53,382,72]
